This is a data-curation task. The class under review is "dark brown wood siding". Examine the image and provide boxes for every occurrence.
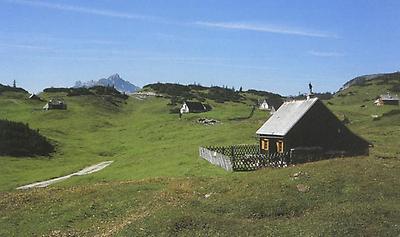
[285,100,369,155]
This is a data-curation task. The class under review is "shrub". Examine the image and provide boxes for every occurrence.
[188,84,207,91]
[390,84,400,92]
[382,109,400,117]
[205,86,242,103]
[0,120,54,157]
[43,87,71,93]
[144,83,192,98]
[0,84,28,93]
[67,87,93,96]
[246,89,281,98]
[44,86,128,100]
[89,86,128,99]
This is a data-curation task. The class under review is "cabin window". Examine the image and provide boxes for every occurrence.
[261,139,269,151]
[276,140,284,153]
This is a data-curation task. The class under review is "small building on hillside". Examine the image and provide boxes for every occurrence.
[180,101,209,114]
[43,99,67,110]
[259,99,270,110]
[259,98,284,114]
[374,93,399,106]
[256,98,370,156]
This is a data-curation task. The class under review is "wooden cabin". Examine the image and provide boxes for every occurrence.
[180,101,208,114]
[43,99,67,110]
[256,98,370,156]
[374,93,399,106]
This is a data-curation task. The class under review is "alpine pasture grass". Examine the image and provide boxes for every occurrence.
[0,84,399,236]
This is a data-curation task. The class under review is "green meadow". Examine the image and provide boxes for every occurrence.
[0,78,399,236]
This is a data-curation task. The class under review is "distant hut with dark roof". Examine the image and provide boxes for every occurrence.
[180,101,209,114]
[374,93,399,106]
[43,99,67,110]
[259,98,284,114]
[259,99,270,110]
[256,98,370,156]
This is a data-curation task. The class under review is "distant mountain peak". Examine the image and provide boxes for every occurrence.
[74,74,140,93]
[108,73,121,81]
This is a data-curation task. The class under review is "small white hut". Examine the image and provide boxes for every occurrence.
[180,101,207,114]
[259,99,270,110]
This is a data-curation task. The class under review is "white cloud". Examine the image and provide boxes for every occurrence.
[195,21,338,38]
[3,0,338,39]
[4,0,163,22]
[308,50,344,57]
[0,42,50,50]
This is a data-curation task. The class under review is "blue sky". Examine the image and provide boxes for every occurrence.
[0,0,399,95]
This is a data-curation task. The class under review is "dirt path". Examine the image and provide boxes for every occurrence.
[16,161,114,190]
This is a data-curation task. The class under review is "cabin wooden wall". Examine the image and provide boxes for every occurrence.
[259,136,285,154]
[285,100,369,154]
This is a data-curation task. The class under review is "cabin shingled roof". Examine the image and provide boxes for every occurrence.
[380,94,399,101]
[185,101,206,111]
[256,98,319,136]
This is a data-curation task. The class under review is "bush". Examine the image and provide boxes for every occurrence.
[43,87,71,93]
[315,92,334,100]
[44,86,129,100]
[0,120,54,157]
[246,89,281,98]
[88,86,128,99]
[144,83,192,98]
[390,84,400,92]
[188,84,208,91]
[67,87,93,96]
[205,86,242,103]
[382,109,400,117]
[0,84,28,93]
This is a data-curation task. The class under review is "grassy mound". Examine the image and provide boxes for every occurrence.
[0,119,54,157]
[0,84,28,94]
[43,86,128,99]
[143,83,244,103]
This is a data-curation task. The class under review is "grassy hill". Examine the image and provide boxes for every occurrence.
[0,81,399,236]
[0,119,54,157]
[329,73,400,157]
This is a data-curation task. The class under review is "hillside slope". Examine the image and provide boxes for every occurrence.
[340,71,400,91]
[0,87,268,191]
[0,82,399,236]
[329,73,400,156]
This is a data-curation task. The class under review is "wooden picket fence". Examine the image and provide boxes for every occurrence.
[205,144,260,157]
[199,145,290,172]
[231,152,290,171]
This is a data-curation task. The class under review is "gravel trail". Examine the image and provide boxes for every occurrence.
[16,161,114,190]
